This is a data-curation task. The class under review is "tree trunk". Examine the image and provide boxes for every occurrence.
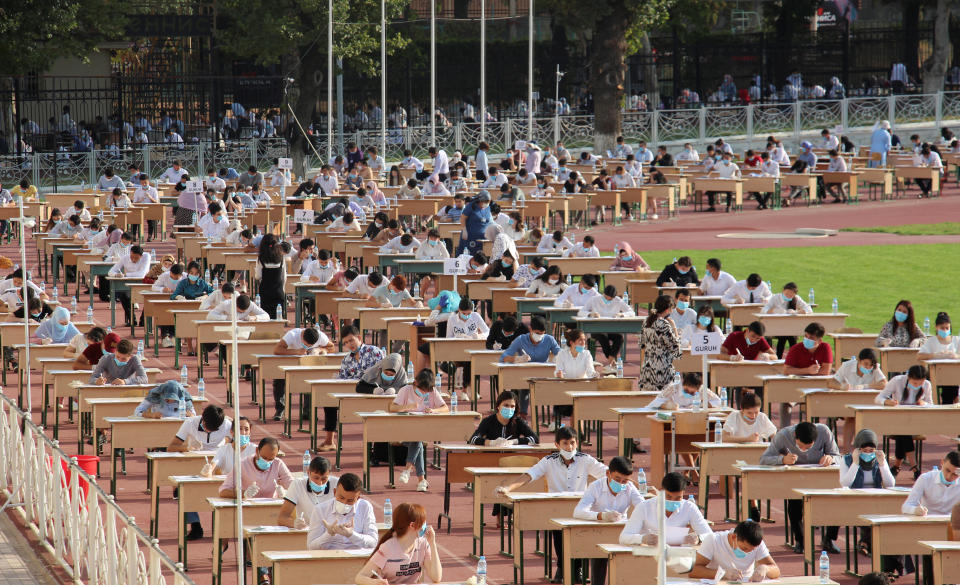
[640,33,659,110]
[286,48,326,178]
[590,3,627,153]
[922,0,955,94]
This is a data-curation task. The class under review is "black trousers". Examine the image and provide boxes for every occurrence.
[917,178,933,195]
[774,336,795,358]
[787,499,805,547]
[893,435,915,459]
[939,385,959,404]
[323,406,338,433]
[594,334,623,359]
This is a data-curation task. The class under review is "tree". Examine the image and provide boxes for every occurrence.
[922,0,959,93]
[545,0,675,151]
[217,0,410,173]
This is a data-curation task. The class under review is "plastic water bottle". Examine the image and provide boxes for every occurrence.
[212,277,219,290]
[197,377,205,399]
[616,357,624,378]
[450,390,458,413]
[384,498,393,528]
[714,421,723,444]
[688,494,697,510]
[70,297,77,315]
[52,287,59,303]
[725,318,733,334]
[413,281,420,298]
[924,317,931,336]
[191,212,198,225]
[86,305,94,322]
[819,550,830,583]
[98,209,104,221]
[808,288,815,305]
[204,267,211,282]
[406,361,414,380]
[303,449,311,472]
[622,290,629,305]
[276,304,283,320]
[180,365,188,385]
[255,294,261,307]
[477,556,487,585]
[637,469,647,494]
[719,387,728,406]
[566,274,572,285]
[137,340,144,360]
[434,372,442,392]
[832,298,839,314]
[106,326,112,334]
[178,398,186,419]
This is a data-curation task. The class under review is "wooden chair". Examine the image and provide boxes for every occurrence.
[498,455,543,554]
[670,411,708,474]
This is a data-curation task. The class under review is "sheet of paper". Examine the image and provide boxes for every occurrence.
[665,526,690,546]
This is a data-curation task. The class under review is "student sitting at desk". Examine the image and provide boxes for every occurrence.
[390,369,448,492]
[415,229,449,260]
[875,299,925,349]
[688,520,780,582]
[35,306,80,345]
[761,281,812,357]
[564,235,601,258]
[379,233,420,255]
[497,426,607,583]
[355,502,442,585]
[306,471,376,551]
[346,271,384,299]
[780,322,833,426]
[72,328,118,370]
[554,274,599,308]
[918,311,960,404]
[371,219,401,246]
[88,339,147,385]
[279,455,338,528]
[134,380,196,419]
[875,364,933,479]
[512,256,545,289]
[620,471,709,546]
[648,372,722,410]
[271,326,334,421]
[210,415,256,475]
[301,250,340,284]
[469,391,538,446]
[828,348,887,447]
[720,320,776,362]
[578,284,635,371]
[207,293,269,322]
[760,421,840,552]
[170,404,232,540]
[354,351,407,396]
[326,211,362,233]
[609,242,649,272]
[722,392,777,443]
[368,275,418,308]
[200,281,234,311]
[526,265,567,298]
[721,273,772,307]
[219,436,293,500]
[536,230,574,254]
[554,328,598,380]
[482,251,516,281]
[680,305,723,349]
[656,256,699,288]
[901,451,960,583]
[830,429,896,556]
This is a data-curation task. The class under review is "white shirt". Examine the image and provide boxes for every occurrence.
[70,207,92,222]
[152,272,183,293]
[283,328,330,350]
[821,135,840,150]
[696,530,770,580]
[300,260,340,284]
[554,347,596,379]
[875,374,933,405]
[761,293,812,314]
[526,452,607,492]
[202,217,230,241]
[619,497,711,545]
[668,307,697,331]
[722,410,778,440]
[555,285,600,308]
[284,476,339,520]
[401,156,424,172]
[446,312,490,339]
[416,240,450,260]
[573,477,645,520]
[839,455,895,489]
[577,295,634,318]
[760,160,781,177]
[207,299,269,321]
[564,243,600,258]
[205,176,227,191]
[132,184,159,204]
[832,358,886,388]
[307,497,378,550]
[721,280,771,306]
[316,175,339,195]
[700,270,736,296]
[635,148,654,164]
[611,174,635,189]
[175,415,233,449]
[919,335,960,356]
[648,384,722,410]
[345,275,376,296]
[537,237,574,254]
[158,166,186,184]
[108,252,151,278]
[902,469,960,515]
[921,151,944,174]
[713,160,741,179]
[379,236,420,254]
[827,156,847,172]
[481,173,508,190]
[675,148,699,162]
[431,150,450,177]
[212,441,256,475]
[475,150,489,176]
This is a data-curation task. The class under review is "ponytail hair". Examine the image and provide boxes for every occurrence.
[645,295,675,327]
[371,502,426,555]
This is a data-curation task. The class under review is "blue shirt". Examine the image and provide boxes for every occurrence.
[461,202,491,241]
[219,168,241,180]
[797,151,817,168]
[171,277,215,300]
[870,128,892,154]
[501,333,561,362]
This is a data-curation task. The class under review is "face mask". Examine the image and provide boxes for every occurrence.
[418,522,428,537]
[579,286,588,295]
[188,274,199,282]
[677,268,689,275]
[573,345,584,355]
[53,321,67,333]
[255,456,271,471]
[214,215,222,223]
[802,337,816,350]
[698,316,712,327]
[238,435,250,447]
[938,328,951,338]
[745,336,757,346]
[894,310,908,323]
[621,255,632,262]
[162,266,171,273]
[676,301,689,311]
[114,357,128,367]
[549,278,559,285]
[664,500,682,513]
[53,219,62,225]
[940,470,956,486]
[796,445,811,454]
[381,372,395,382]
[781,292,791,302]
[558,448,576,460]
[334,500,354,515]
[685,391,700,402]
[733,546,748,559]
[309,480,328,492]
[602,297,612,304]
[859,452,876,463]
[429,239,438,246]
[608,479,624,494]
[503,260,513,267]
[742,413,757,424]
[530,333,544,343]
[499,406,515,419]
[507,218,514,226]
[375,221,383,228]
[907,382,922,391]
[859,366,873,376]
[459,312,470,321]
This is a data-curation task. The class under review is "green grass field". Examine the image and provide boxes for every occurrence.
[631,244,960,334]
[841,222,960,236]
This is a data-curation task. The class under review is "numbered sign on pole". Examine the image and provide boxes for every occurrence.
[293,209,315,224]
[443,258,468,275]
[514,140,527,151]
[690,332,724,355]
[277,157,293,170]
[186,180,204,193]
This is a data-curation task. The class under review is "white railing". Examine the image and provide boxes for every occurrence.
[0,394,194,585]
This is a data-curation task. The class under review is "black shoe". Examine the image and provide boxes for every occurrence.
[748,505,761,522]
[273,413,283,421]
[173,487,179,499]
[822,539,841,555]
[185,522,204,541]
[706,206,716,212]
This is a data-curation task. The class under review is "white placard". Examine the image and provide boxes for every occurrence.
[293,209,315,224]
[690,332,724,355]
[186,180,204,193]
[443,258,468,275]
[514,140,527,151]
[277,157,293,170]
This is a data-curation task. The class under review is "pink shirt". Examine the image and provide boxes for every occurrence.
[370,536,432,584]
[392,385,446,412]
[220,454,293,497]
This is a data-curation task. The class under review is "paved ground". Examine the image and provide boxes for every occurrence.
[3,178,959,585]
[0,512,59,585]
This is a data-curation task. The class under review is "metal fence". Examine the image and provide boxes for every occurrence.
[0,393,194,585]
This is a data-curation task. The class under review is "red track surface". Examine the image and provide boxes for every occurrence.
[6,179,960,585]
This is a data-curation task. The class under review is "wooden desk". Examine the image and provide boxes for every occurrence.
[647,411,728,484]
[569,390,657,456]
[894,166,941,196]
[707,360,784,390]
[263,549,372,585]
[209,497,285,585]
[494,362,559,394]
[279,364,340,436]
[170,474,225,567]
[243,526,306,577]
[105,417,185,495]
[878,347,920,374]
[736,464,840,522]
[923,359,960,403]
[551,518,629,585]
[600,544,660,585]
[507,492,582,585]
[852,404,960,436]
[801,388,879,420]
[753,313,848,337]
[145,450,215,537]
[691,441,767,518]
[528,377,635,427]
[831,333,879,368]
[466,467,542,557]
[544,257,617,277]
[862,514,950,573]
[918,541,960,585]
[760,375,835,417]
[692,177,744,211]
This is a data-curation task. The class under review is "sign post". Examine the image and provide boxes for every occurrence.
[443,257,468,291]
[689,332,723,409]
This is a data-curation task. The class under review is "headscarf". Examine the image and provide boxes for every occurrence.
[108,229,123,245]
[611,241,648,270]
[103,332,121,353]
[143,380,193,407]
[491,233,518,263]
[428,290,461,314]
[853,429,878,449]
[359,352,408,392]
[365,180,386,205]
[146,254,176,280]
[177,189,206,212]
[43,306,81,344]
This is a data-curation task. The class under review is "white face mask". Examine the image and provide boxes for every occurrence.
[558,448,576,460]
[530,332,544,343]
[333,500,353,515]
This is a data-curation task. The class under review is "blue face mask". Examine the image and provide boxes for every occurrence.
[503,260,513,267]
[238,435,250,447]
[781,292,792,303]
[677,268,689,275]
[608,479,624,494]
[938,328,951,338]
[676,301,689,311]
[859,366,873,376]
[499,406,515,419]
[733,546,748,559]
[802,337,816,350]
[573,345,584,354]
[309,480,328,492]
[664,500,681,513]
[255,456,270,471]
[459,312,470,321]
[940,470,956,486]
[418,522,428,537]
[188,274,199,282]
[114,357,128,367]
[859,452,876,463]
[745,336,757,346]
[381,372,395,382]
[894,310,908,323]
[698,316,712,327]
[907,382,922,391]
[621,255,632,262]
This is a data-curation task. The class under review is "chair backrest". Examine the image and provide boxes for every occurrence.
[672,411,709,435]
[835,327,863,334]
[597,377,634,391]
[499,455,539,468]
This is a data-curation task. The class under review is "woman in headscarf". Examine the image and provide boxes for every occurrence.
[609,242,650,272]
[144,254,176,284]
[134,380,195,418]
[486,223,518,262]
[355,353,409,395]
[175,175,206,225]
[35,307,80,345]
[869,120,892,168]
[366,180,387,207]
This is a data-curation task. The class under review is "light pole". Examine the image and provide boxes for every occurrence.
[527,0,534,141]
[327,0,334,163]
[554,65,564,146]
[480,0,486,142]
[381,0,387,160]
[430,0,437,145]
[13,196,35,417]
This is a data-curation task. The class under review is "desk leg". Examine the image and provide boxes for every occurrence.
[110,287,116,328]
[439,452,451,533]
[212,511,221,585]
[110,447,117,495]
